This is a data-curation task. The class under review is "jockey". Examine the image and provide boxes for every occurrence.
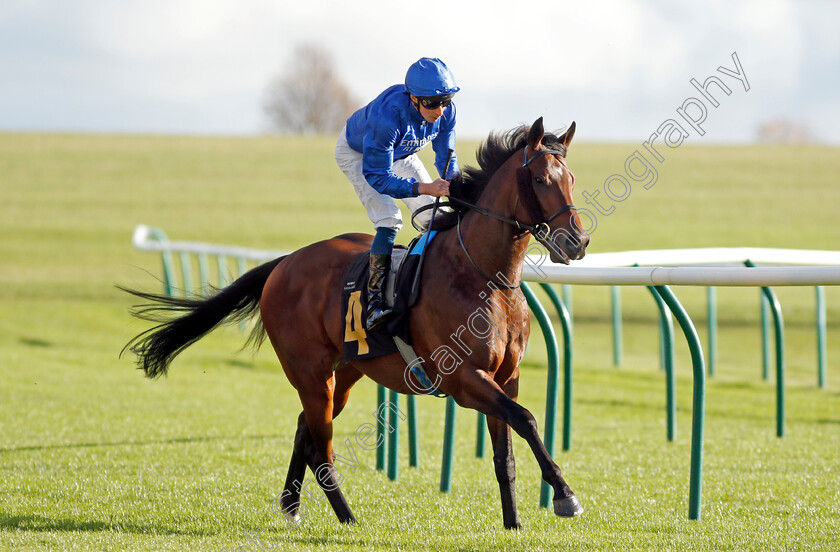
[335,57,459,331]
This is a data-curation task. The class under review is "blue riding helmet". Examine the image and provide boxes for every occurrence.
[404,58,460,97]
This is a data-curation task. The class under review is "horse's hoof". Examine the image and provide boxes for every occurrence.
[282,510,302,525]
[553,495,583,517]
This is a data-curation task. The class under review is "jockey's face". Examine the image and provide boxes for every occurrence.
[410,95,445,124]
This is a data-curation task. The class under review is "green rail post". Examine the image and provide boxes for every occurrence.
[376,385,388,472]
[763,287,785,438]
[407,394,419,467]
[612,286,622,366]
[648,286,676,442]
[653,285,706,521]
[475,412,486,458]
[440,395,457,492]
[179,252,193,296]
[539,283,574,452]
[816,286,827,388]
[161,252,176,296]
[387,389,400,480]
[761,292,771,381]
[198,253,210,291]
[746,260,785,437]
[217,255,228,287]
[707,286,717,377]
[562,284,573,328]
[520,283,561,509]
[142,227,176,296]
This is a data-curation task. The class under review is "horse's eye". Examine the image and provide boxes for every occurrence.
[534,175,546,186]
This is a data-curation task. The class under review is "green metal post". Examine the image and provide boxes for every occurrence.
[143,227,176,296]
[707,286,717,377]
[387,389,400,480]
[653,285,706,521]
[161,252,176,296]
[746,260,785,437]
[198,253,210,291]
[217,255,228,287]
[539,283,574,452]
[816,286,827,388]
[562,284,573,328]
[761,291,771,381]
[521,283,561,509]
[763,287,785,438]
[440,395,457,492]
[179,252,193,296]
[658,324,667,373]
[475,412,486,458]
[407,394,419,467]
[612,286,622,366]
[376,385,387,472]
[648,286,676,442]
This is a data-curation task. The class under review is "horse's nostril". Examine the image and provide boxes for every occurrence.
[580,234,591,249]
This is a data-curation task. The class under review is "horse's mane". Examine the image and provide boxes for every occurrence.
[429,125,567,231]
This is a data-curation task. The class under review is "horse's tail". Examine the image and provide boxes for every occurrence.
[120,256,287,379]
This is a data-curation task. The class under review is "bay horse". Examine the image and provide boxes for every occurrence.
[122,117,589,529]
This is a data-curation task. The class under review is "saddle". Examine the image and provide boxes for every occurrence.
[340,231,437,362]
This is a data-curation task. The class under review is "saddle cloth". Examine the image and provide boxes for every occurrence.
[340,231,437,362]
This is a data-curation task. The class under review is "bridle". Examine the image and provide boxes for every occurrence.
[514,144,577,238]
[441,145,577,289]
[440,145,576,232]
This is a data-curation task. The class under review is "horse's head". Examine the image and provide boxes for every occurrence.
[515,117,589,264]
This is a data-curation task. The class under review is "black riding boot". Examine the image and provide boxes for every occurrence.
[366,253,392,331]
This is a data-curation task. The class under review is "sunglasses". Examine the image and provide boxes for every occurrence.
[418,95,453,110]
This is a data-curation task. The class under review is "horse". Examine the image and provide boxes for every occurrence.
[122,117,590,529]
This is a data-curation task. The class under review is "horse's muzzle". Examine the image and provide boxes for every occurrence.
[544,231,589,265]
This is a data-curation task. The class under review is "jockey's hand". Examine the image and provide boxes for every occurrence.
[419,179,450,197]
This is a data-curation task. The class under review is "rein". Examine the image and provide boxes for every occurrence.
[456,213,519,289]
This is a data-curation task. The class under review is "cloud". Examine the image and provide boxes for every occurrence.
[0,0,837,142]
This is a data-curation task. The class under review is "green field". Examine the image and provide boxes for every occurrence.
[1,132,838,551]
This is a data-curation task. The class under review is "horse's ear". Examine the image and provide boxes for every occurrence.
[559,121,576,149]
[528,117,545,150]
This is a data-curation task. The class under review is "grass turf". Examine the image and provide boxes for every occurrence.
[0,132,838,551]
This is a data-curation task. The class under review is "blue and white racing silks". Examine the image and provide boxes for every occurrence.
[345,84,458,199]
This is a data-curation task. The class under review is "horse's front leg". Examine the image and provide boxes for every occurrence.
[453,368,583,518]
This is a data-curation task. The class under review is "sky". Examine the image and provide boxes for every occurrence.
[1,0,838,143]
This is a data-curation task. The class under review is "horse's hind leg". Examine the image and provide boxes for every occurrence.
[280,365,363,524]
[301,380,357,523]
[278,413,310,523]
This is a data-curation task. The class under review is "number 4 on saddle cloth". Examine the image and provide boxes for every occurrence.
[341,231,438,362]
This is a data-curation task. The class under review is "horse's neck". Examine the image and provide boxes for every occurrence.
[457,166,530,287]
